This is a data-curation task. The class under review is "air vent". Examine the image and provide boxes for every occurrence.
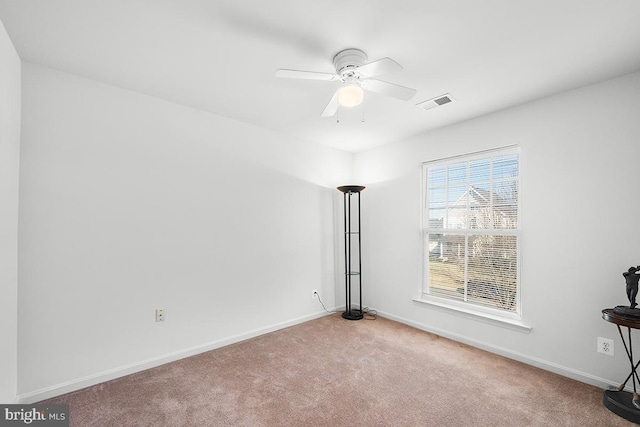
[416,93,455,111]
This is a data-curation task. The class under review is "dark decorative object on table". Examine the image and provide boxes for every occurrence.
[625,266,640,308]
[614,266,640,317]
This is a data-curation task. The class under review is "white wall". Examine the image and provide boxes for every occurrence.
[0,19,20,404]
[15,54,640,401]
[18,62,352,400]
[354,71,640,387]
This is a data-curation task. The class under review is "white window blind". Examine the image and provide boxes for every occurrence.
[422,147,520,314]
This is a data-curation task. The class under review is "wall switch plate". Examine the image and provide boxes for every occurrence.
[597,337,614,356]
[156,309,165,322]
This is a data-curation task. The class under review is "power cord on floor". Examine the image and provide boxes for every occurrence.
[361,307,377,320]
[315,292,335,314]
[314,291,377,320]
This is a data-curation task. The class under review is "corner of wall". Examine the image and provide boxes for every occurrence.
[0,17,21,404]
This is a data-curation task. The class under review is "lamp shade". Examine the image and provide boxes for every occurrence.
[338,84,364,107]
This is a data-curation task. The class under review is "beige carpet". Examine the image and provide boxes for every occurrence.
[42,314,634,426]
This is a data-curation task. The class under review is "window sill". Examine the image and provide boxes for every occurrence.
[412,295,532,333]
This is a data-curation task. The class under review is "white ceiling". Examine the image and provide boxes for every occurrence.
[1,0,640,152]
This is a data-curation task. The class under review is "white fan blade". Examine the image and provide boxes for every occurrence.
[357,58,402,78]
[361,79,417,101]
[321,91,339,117]
[275,69,339,81]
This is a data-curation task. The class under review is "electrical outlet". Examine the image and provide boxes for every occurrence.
[312,290,319,300]
[597,337,614,356]
[156,309,165,322]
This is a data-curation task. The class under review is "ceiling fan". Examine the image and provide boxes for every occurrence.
[275,48,417,117]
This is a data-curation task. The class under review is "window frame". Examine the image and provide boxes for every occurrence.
[416,146,530,332]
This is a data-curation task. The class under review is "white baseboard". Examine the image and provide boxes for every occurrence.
[19,306,618,403]
[375,309,620,391]
[18,310,332,404]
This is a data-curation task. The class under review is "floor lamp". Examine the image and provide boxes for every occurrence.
[338,185,365,320]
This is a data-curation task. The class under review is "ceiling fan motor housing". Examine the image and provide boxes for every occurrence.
[333,48,368,78]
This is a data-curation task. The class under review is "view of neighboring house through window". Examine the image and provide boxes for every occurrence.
[422,147,520,316]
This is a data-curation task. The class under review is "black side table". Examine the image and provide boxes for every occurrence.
[602,308,640,424]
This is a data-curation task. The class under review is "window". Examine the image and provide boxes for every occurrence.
[421,147,520,319]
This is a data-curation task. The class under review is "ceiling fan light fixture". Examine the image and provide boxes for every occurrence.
[338,84,364,107]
